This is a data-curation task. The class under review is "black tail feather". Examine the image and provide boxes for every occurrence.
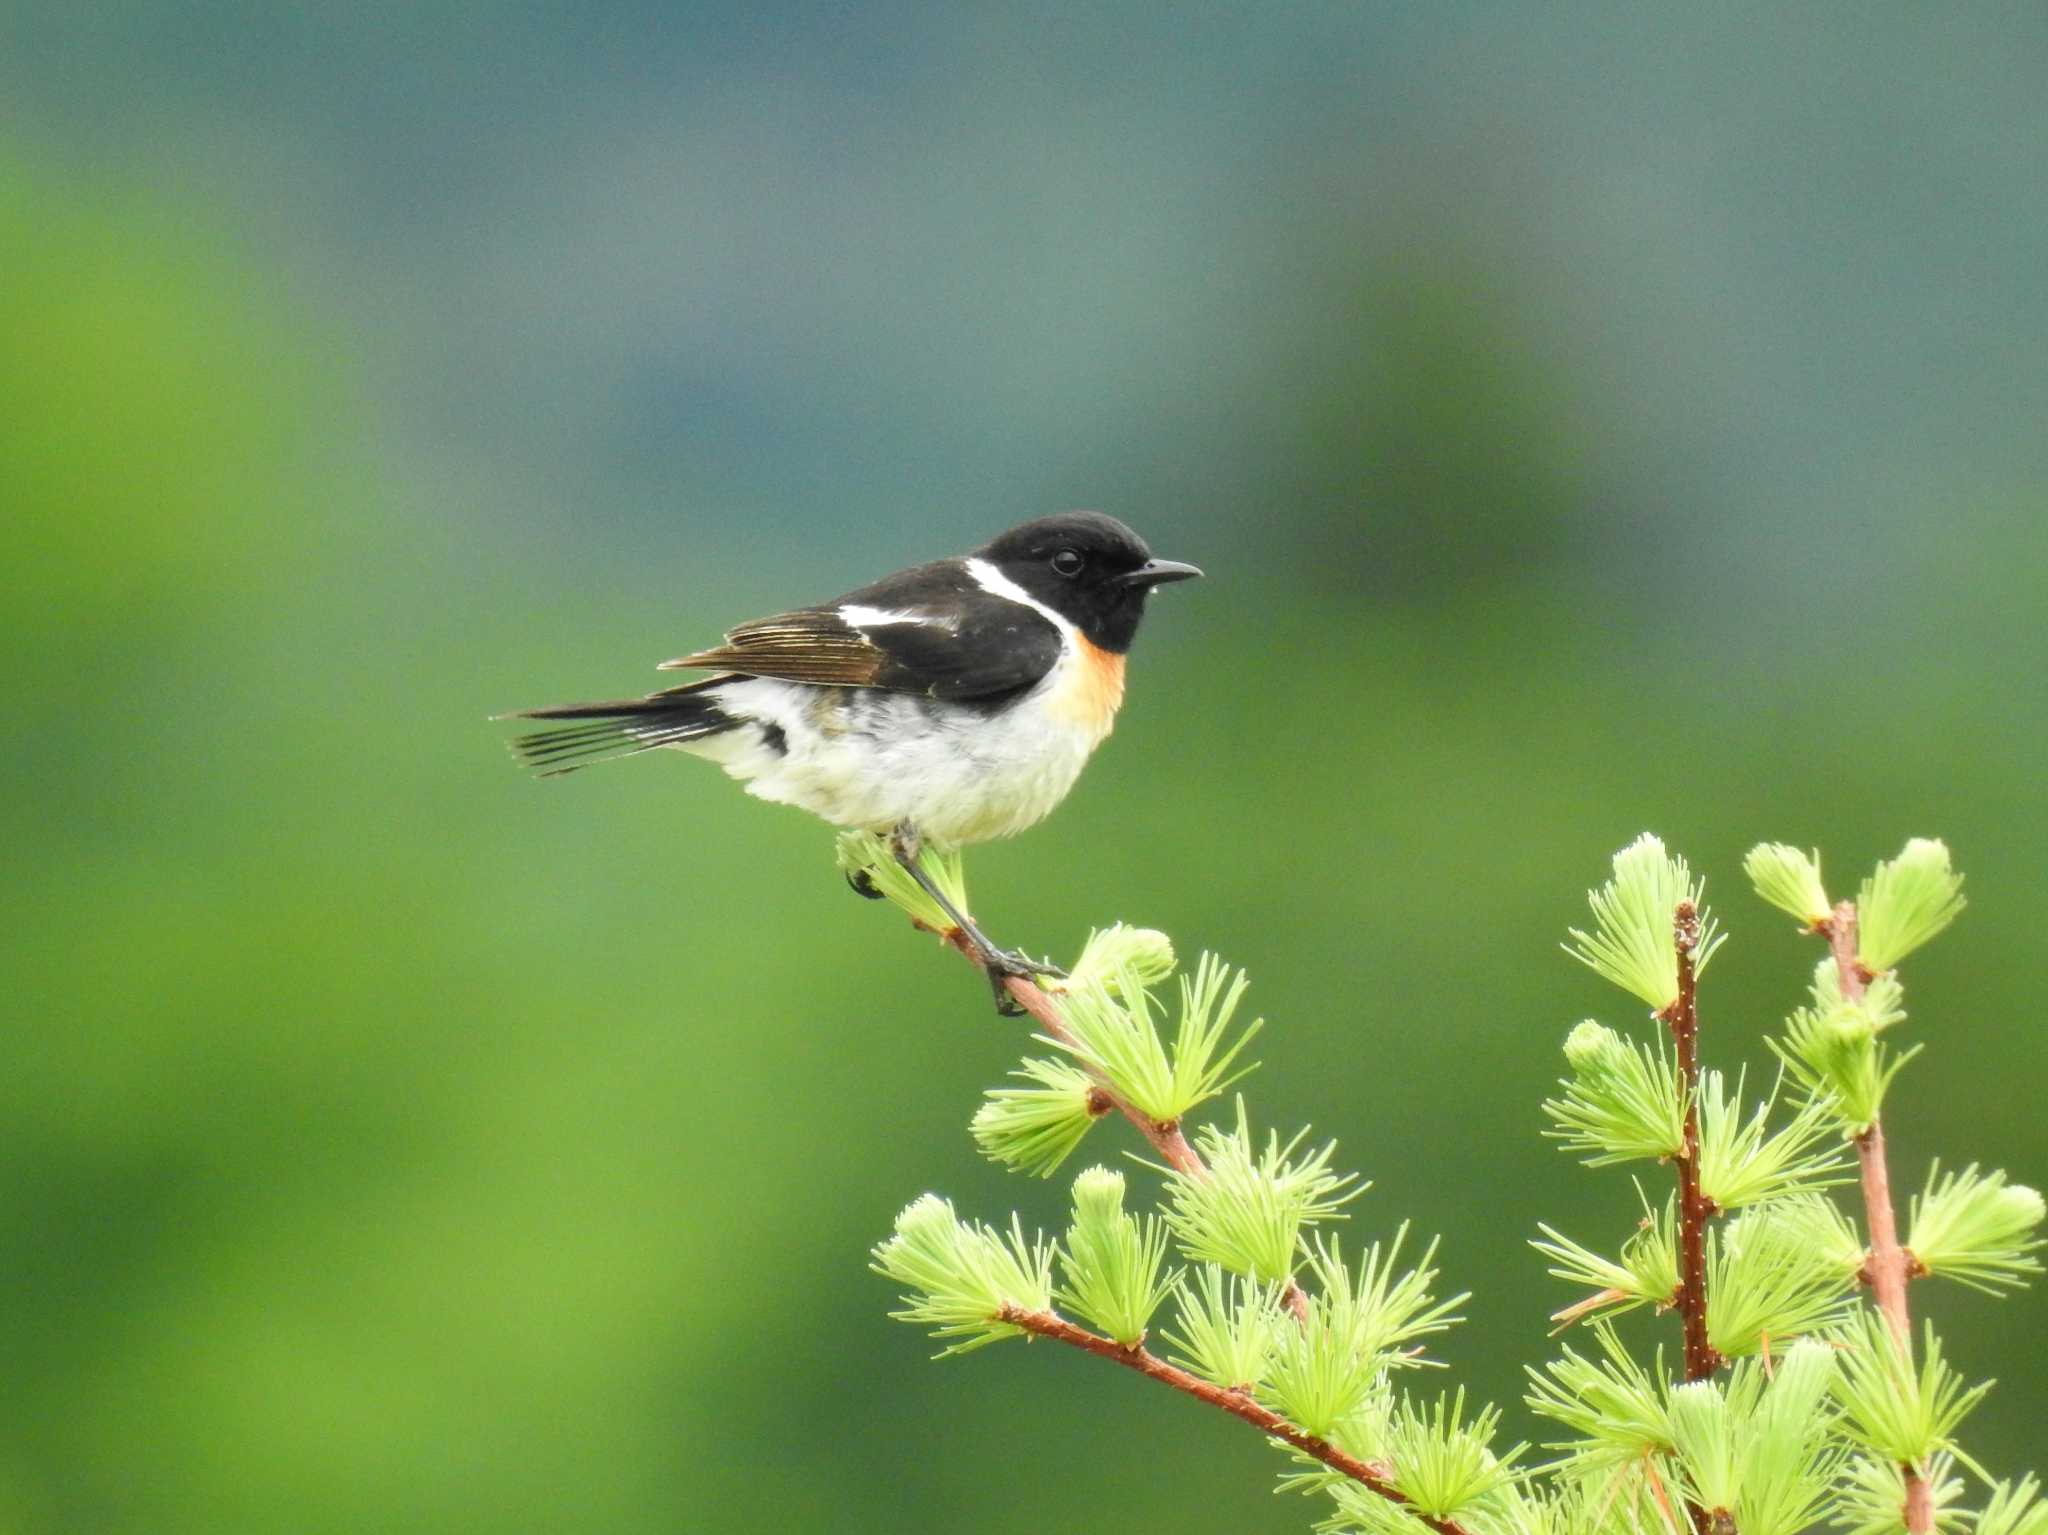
[500,681,736,777]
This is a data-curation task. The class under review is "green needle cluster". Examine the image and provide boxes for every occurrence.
[1772,963,1916,1133]
[1524,1323,1675,1476]
[1830,1312,1990,1471]
[1704,1197,1863,1358]
[1974,1475,2048,1535]
[1743,843,1834,929]
[1695,1074,1849,1211]
[1159,1104,1362,1283]
[1532,1195,1678,1322]
[1056,1167,1177,1347]
[1666,1345,1845,1535]
[1908,1163,2047,1293]
[1377,1390,1524,1519]
[1261,1231,1463,1440]
[970,1056,1101,1178]
[1563,834,1724,1012]
[1543,1021,1685,1166]
[870,1195,1054,1356]
[1857,838,1967,972]
[1049,949,1262,1125]
[1159,1264,1288,1393]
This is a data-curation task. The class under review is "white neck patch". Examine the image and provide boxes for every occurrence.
[963,557,1077,640]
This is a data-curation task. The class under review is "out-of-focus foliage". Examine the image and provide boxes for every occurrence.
[3,6,2047,1531]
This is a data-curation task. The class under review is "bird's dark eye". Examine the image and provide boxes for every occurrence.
[1050,548,1085,578]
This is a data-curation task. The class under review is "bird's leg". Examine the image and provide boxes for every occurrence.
[887,825,1063,1014]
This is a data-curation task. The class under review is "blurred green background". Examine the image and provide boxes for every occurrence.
[5,6,2046,1531]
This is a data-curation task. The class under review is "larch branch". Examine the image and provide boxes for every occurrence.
[1660,901,1719,1535]
[1000,1305,1476,1535]
[940,925,1309,1320]
[1823,899,1932,1535]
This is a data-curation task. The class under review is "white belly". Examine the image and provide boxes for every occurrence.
[680,662,1113,848]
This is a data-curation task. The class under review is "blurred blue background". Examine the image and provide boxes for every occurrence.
[5,5,2045,1530]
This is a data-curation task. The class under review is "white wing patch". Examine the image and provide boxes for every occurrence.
[837,603,958,632]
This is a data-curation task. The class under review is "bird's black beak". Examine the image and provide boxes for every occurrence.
[1115,558,1204,588]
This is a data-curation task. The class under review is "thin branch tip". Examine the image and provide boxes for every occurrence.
[997,1304,1477,1535]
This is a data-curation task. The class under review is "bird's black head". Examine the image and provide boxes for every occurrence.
[974,512,1201,654]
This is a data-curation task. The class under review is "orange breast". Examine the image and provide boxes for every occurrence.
[1045,639,1126,736]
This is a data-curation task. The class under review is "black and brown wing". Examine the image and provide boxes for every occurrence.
[663,610,888,686]
[658,559,1064,701]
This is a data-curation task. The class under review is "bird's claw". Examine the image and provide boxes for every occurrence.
[978,947,1065,1014]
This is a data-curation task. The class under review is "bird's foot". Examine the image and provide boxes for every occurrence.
[973,945,1067,1015]
[844,868,884,900]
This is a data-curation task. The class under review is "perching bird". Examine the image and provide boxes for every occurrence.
[504,512,1201,1001]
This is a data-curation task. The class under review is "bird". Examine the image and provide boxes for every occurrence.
[502,512,1201,1006]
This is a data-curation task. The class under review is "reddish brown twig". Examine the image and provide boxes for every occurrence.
[1660,902,1722,1388]
[999,1305,1476,1535]
[943,927,1206,1174]
[1656,902,1720,1535]
[1822,900,1933,1535]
